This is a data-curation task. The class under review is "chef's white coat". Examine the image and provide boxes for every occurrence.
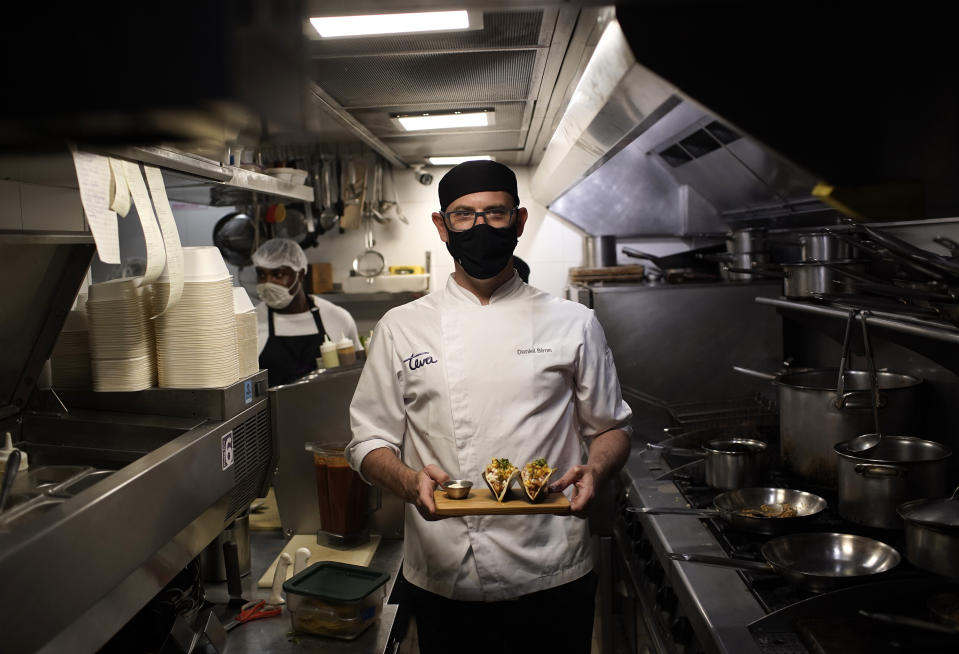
[347,273,632,601]
[255,294,363,355]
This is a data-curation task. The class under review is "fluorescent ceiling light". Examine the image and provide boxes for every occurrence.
[395,110,493,132]
[427,156,493,166]
[311,10,470,38]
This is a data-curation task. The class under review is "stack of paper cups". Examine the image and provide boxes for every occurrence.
[233,287,259,379]
[153,247,240,388]
[50,303,93,389]
[86,279,157,392]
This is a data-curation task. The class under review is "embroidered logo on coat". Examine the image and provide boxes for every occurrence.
[516,347,552,355]
[403,351,439,371]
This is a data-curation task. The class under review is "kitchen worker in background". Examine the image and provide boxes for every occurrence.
[252,238,362,386]
[347,161,631,654]
[513,254,530,283]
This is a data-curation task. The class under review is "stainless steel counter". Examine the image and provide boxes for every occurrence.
[209,531,405,654]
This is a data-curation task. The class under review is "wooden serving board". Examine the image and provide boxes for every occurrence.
[433,489,571,516]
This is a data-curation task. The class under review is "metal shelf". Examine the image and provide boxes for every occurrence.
[756,296,959,345]
[109,145,315,204]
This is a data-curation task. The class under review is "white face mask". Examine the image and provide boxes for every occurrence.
[257,279,299,309]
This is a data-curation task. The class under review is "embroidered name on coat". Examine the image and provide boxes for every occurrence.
[403,351,438,371]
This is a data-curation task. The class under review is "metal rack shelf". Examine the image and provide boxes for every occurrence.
[109,145,315,204]
[756,296,959,345]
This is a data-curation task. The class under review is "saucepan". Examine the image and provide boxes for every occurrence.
[629,487,827,536]
[645,438,767,490]
[667,532,901,593]
[898,486,959,579]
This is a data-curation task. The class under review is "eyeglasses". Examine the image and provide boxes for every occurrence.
[441,208,517,232]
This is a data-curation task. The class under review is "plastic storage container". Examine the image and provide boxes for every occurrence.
[283,562,390,639]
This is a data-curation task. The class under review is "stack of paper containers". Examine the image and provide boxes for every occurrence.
[86,278,157,391]
[233,287,259,379]
[153,247,240,388]
[50,295,93,389]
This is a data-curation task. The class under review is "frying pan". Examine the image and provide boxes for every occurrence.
[667,532,901,593]
[621,244,724,271]
[629,487,827,536]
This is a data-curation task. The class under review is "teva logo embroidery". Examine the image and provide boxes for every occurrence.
[221,431,234,471]
[403,351,438,371]
[516,347,552,355]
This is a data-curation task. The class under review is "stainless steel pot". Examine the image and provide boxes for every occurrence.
[719,252,770,282]
[702,438,766,489]
[735,367,923,487]
[722,260,866,296]
[781,260,864,297]
[898,489,959,579]
[798,231,854,262]
[835,435,952,529]
[726,227,767,254]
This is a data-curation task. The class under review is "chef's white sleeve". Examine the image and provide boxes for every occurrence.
[573,313,633,438]
[347,322,405,482]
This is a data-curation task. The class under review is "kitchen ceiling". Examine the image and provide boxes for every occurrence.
[296,3,615,168]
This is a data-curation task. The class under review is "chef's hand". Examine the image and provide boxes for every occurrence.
[550,464,598,518]
[408,464,451,521]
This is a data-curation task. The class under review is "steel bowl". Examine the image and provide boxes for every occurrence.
[442,480,473,500]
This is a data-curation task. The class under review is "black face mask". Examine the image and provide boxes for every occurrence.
[446,223,518,280]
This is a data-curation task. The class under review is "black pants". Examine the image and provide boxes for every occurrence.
[406,571,597,654]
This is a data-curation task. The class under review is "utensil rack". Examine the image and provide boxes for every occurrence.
[756,296,959,345]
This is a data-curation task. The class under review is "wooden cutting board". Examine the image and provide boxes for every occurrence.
[433,489,571,516]
[257,534,381,588]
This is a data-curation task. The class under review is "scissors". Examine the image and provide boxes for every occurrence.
[224,600,282,631]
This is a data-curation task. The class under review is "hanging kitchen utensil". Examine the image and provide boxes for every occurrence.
[834,309,858,401]
[319,157,338,231]
[212,211,256,267]
[370,160,389,224]
[340,157,363,230]
[842,312,884,453]
[666,532,900,593]
[351,215,386,284]
[273,207,308,245]
[380,165,408,224]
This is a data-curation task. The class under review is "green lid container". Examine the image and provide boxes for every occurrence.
[283,561,390,602]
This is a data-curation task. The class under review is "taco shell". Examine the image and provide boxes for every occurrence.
[521,458,555,503]
[483,458,520,502]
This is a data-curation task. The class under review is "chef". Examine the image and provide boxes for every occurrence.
[252,238,362,386]
[346,161,631,653]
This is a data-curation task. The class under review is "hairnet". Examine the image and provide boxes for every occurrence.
[251,238,308,273]
[438,160,519,211]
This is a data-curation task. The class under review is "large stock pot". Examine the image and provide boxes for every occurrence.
[735,367,923,488]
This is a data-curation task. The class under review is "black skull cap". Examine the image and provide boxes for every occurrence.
[438,160,519,211]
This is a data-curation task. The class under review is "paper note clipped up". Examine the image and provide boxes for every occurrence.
[119,160,166,287]
[70,150,120,264]
[144,166,184,317]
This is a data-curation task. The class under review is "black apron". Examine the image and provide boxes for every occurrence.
[259,296,327,386]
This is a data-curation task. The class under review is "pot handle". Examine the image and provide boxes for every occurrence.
[628,507,720,517]
[835,391,888,410]
[643,442,706,458]
[732,366,777,381]
[854,463,905,478]
[666,552,773,573]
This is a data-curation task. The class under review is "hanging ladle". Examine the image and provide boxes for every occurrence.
[845,311,885,453]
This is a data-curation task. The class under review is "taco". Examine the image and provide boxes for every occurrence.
[521,458,555,502]
[483,457,520,502]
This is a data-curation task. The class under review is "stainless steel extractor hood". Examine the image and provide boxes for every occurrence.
[533,3,959,235]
